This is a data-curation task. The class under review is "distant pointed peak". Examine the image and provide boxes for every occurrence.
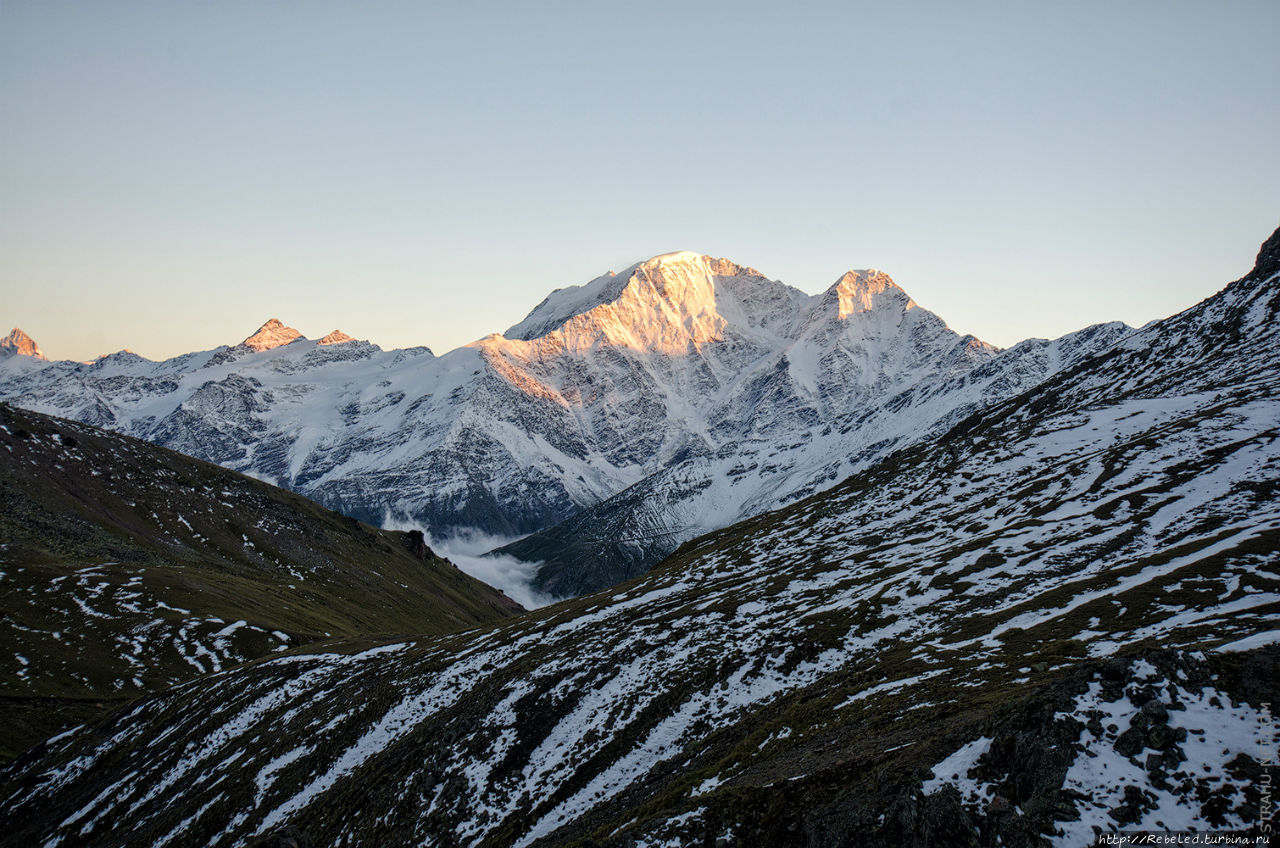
[318,330,355,346]
[242,318,303,352]
[1,328,46,359]
[825,270,912,319]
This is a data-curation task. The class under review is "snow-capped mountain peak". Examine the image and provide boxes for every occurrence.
[317,330,356,346]
[826,269,914,319]
[504,252,788,353]
[808,270,911,324]
[644,249,702,266]
[503,252,720,353]
[502,253,712,342]
[0,328,45,359]
[242,318,304,351]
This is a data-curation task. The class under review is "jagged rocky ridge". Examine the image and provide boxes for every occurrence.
[0,402,520,761]
[0,255,1130,597]
[1,232,1276,846]
[0,329,43,360]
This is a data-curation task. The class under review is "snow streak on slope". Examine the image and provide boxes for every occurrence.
[0,253,1130,596]
[1,235,1276,847]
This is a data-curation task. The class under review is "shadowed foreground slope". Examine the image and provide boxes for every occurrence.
[0,402,521,760]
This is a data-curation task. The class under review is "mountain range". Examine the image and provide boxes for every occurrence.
[0,228,1274,846]
[0,252,1131,598]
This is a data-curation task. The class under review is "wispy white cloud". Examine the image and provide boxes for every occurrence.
[382,513,556,610]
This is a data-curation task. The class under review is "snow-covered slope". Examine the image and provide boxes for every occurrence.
[2,229,1275,847]
[0,253,1127,596]
[503,315,1131,595]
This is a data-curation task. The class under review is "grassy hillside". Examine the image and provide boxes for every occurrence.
[0,401,521,760]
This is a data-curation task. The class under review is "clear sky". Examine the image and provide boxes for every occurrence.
[2,0,1277,362]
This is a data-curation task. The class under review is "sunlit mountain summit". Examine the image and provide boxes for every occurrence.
[0,250,1136,599]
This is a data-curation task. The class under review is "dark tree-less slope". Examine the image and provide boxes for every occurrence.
[0,403,521,760]
[0,231,1277,846]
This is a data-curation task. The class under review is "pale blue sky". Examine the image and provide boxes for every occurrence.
[2,1,1277,361]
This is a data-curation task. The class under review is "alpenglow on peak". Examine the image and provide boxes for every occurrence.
[827,269,914,319]
[0,328,45,359]
[242,319,304,352]
[502,252,763,346]
[318,330,356,346]
[501,252,927,352]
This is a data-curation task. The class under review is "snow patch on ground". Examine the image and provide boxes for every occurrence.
[922,736,995,802]
[1216,630,1280,653]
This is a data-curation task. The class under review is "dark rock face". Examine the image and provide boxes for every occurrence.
[247,826,314,848]
[1247,224,1280,282]
[401,528,431,560]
